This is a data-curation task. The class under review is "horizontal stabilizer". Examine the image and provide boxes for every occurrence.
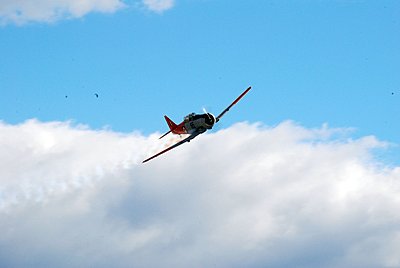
[159,130,171,139]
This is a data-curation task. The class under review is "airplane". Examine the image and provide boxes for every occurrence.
[142,86,252,163]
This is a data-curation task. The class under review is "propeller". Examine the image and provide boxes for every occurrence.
[201,106,220,130]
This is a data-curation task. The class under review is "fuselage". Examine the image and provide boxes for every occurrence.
[167,112,215,135]
[182,113,216,134]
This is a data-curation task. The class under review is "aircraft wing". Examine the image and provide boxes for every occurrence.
[216,86,251,122]
[142,131,202,163]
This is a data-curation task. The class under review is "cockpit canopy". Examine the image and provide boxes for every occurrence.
[183,113,196,122]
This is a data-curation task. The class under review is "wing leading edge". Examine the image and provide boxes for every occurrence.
[142,131,202,163]
[216,86,251,122]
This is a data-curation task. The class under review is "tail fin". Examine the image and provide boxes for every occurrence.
[164,115,177,131]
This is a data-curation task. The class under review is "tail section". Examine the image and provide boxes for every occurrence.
[159,115,177,139]
[162,115,187,136]
[164,115,177,131]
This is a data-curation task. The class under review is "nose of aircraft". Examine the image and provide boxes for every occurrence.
[206,113,216,127]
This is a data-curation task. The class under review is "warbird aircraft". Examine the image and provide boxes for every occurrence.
[142,86,252,163]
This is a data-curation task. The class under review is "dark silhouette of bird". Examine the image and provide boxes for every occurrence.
[95,93,99,98]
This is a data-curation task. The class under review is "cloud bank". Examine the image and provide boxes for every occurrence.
[0,0,176,25]
[0,119,399,267]
[0,0,125,24]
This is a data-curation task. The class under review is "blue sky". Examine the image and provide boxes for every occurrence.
[1,1,400,267]
[1,0,399,142]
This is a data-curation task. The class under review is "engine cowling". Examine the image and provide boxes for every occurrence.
[205,113,216,128]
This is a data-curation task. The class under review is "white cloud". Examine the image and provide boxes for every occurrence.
[142,0,174,13]
[0,0,125,25]
[0,119,400,267]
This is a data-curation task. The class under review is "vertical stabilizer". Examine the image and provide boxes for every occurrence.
[164,115,177,131]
